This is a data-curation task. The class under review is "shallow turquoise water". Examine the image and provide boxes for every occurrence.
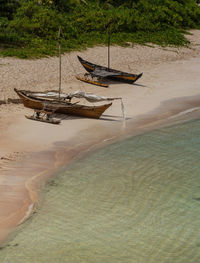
[0,119,200,263]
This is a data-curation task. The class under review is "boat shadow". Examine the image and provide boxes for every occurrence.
[101,79,147,88]
[53,113,129,122]
[133,83,147,88]
[101,115,132,122]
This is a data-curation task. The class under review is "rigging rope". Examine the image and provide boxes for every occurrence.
[65,54,88,94]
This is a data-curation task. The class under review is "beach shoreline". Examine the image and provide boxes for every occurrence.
[0,29,200,246]
[1,94,200,247]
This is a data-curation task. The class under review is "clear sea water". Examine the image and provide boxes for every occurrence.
[0,119,200,263]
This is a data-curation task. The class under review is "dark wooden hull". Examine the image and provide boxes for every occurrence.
[14,89,112,119]
[77,56,143,84]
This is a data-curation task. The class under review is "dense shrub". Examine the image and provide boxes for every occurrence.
[0,0,20,19]
[0,0,200,58]
[9,1,62,39]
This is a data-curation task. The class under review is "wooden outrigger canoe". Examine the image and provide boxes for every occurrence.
[77,56,143,85]
[14,88,112,119]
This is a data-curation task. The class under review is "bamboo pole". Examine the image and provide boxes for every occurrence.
[108,27,110,69]
[58,26,61,99]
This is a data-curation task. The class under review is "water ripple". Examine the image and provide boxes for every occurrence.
[0,120,200,263]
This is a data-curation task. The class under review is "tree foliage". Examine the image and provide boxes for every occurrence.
[0,0,20,19]
[0,0,200,58]
[9,1,62,39]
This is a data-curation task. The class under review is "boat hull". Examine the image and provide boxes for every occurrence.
[14,89,112,119]
[77,56,143,84]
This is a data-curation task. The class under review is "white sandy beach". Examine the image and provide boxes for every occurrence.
[0,29,200,245]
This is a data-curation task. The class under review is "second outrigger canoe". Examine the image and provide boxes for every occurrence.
[77,55,143,85]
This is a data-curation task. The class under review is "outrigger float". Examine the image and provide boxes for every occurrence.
[76,74,109,88]
[25,110,61,124]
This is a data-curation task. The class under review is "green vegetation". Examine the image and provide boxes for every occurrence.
[0,0,200,58]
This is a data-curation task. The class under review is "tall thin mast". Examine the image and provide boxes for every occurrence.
[107,27,110,69]
[106,20,112,70]
[58,26,61,99]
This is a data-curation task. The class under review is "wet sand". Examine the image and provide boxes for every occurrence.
[0,30,200,245]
